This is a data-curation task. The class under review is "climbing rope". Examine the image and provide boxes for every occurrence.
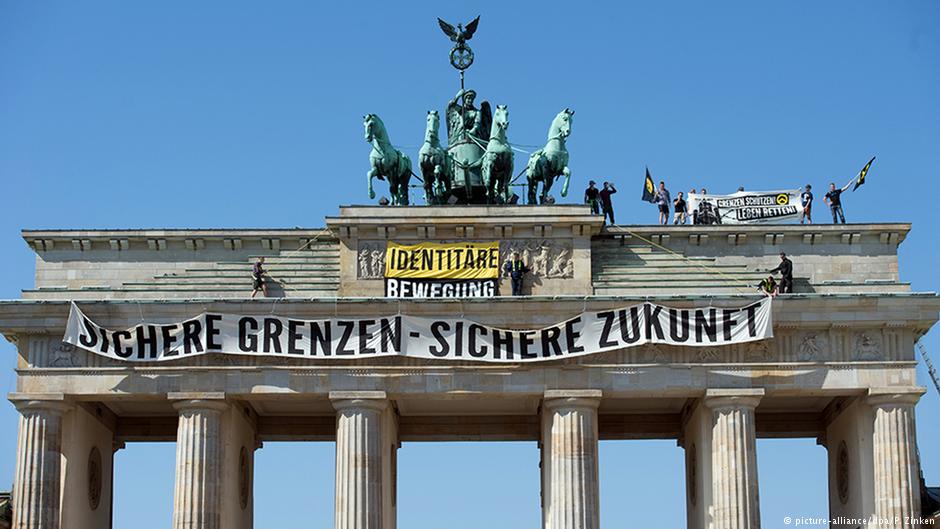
[258,230,331,297]
[616,228,759,295]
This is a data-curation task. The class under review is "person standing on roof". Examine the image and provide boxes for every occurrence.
[584,180,600,215]
[599,181,617,225]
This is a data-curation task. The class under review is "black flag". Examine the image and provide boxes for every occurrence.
[852,156,875,191]
[642,167,657,203]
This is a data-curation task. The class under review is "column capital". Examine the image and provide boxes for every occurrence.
[543,389,602,411]
[9,392,72,415]
[170,392,229,413]
[866,387,925,407]
[703,388,764,410]
[330,391,389,413]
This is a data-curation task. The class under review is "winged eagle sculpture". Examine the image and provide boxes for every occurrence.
[437,16,480,45]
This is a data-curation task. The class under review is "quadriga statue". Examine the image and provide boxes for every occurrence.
[481,104,513,204]
[364,113,412,206]
[526,108,574,205]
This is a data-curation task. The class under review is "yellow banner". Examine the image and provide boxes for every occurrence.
[385,241,500,279]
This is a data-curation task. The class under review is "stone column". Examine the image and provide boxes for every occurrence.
[540,390,601,529]
[11,399,72,529]
[867,388,925,528]
[331,391,391,529]
[704,389,763,529]
[172,398,230,529]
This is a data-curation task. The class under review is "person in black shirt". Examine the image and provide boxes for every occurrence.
[584,181,600,215]
[769,252,793,294]
[673,192,687,225]
[598,182,617,225]
[825,181,851,224]
[800,184,813,224]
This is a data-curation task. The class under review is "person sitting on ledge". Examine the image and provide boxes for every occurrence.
[758,275,779,298]
[504,251,530,296]
[251,257,268,298]
[768,252,793,294]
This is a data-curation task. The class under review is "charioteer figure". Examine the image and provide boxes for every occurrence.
[445,88,492,202]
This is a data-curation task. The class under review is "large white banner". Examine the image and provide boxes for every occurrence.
[64,299,772,364]
[688,189,801,224]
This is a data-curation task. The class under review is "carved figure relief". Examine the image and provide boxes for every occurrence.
[357,242,387,279]
[854,332,882,360]
[798,333,822,361]
[88,446,102,510]
[644,344,666,362]
[51,342,76,367]
[837,441,849,504]
[699,347,720,362]
[746,341,771,361]
[499,240,574,278]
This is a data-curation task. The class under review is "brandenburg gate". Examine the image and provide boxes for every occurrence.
[2,205,938,528]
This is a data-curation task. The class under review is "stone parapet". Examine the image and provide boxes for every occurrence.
[17,206,915,299]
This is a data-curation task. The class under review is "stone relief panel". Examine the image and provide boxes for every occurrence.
[50,342,77,367]
[643,344,666,363]
[357,241,386,279]
[745,341,772,361]
[499,240,574,278]
[797,332,828,361]
[853,332,882,361]
[698,347,720,363]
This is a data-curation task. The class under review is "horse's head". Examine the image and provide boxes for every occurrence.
[549,108,574,140]
[364,113,386,142]
[426,110,440,133]
[492,105,509,137]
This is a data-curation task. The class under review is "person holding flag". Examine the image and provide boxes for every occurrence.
[826,156,875,224]
[655,181,671,225]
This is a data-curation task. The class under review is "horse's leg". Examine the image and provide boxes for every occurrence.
[560,166,571,197]
[368,166,378,200]
[423,172,434,204]
[388,178,398,205]
[481,156,492,204]
[527,174,538,205]
[400,163,411,206]
[541,175,554,204]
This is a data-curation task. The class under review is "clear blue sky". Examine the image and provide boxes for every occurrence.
[1,1,939,528]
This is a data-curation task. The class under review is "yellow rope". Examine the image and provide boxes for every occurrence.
[258,231,331,296]
[617,228,758,295]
